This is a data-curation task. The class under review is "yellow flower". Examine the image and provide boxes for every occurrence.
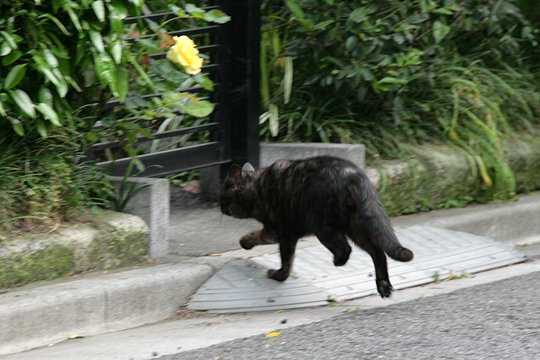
[166,35,204,75]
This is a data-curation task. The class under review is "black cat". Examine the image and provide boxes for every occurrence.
[220,156,413,298]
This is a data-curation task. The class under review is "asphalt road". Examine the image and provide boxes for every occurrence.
[155,271,540,360]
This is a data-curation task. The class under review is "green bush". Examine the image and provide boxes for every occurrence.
[0,0,147,137]
[0,134,112,231]
[0,0,143,230]
[261,0,540,200]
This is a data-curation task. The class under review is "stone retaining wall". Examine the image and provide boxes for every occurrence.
[0,212,149,290]
[370,137,540,215]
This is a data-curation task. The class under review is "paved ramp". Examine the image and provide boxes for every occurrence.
[188,226,526,312]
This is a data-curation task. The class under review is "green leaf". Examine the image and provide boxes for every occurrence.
[259,111,270,125]
[52,68,68,97]
[38,14,71,35]
[373,77,408,91]
[0,31,17,49]
[36,118,48,138]
[1,41,11,56]
[127,0,143,7]
[89,31,105,52]
[116,64,128,100]
[36,64,67,97]
[111,41,122,64]
[0,97,6,116]
[283,57,293,105]
[204,9,231,24]
[8,117,25,136]
[32,53,67,96]
[36,103,61,126]
[65,75,82,92]
[197,75,214,91]
[107,2,129,34]
[285,0,305,19]
[94,52,115,87]
[9,89,35,118]
[181,95,214,117]
[43,49,59,68]
[185,4,204,16]
[110,16,124,35]
[66,7,82,32]
[433,8,454,15]
[132,158,145,173]
[377,77,408,85]
[92,0,106,22]
[433,21,451,44]
[184,100,214,117]
[170,5,186,17]
[349,7,368,23]
[2,50,22,66]
[39,87,54,105]
[346,36,358,51]
[4,64,27,90]
[269,104,279,136]
[313,20,334,30]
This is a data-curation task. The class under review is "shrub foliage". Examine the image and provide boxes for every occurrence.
[261,0,540,200]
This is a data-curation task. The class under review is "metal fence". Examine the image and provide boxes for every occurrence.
[86,0,260,178]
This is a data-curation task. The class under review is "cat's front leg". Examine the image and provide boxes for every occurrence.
[239,228,277,250]
[267,237,299,282]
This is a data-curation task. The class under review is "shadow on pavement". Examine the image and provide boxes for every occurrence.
[169,186,259,257]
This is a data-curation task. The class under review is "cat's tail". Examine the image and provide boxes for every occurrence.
[348,176,414,262]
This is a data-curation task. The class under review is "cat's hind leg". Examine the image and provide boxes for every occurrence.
[347,227,393,298]
[366,245,393,298]
[316,232,352,266]
[239,228,277,250]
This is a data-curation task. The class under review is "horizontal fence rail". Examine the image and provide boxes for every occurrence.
[99,142,227,178]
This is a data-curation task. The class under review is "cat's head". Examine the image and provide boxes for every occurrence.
[220,162,256,218]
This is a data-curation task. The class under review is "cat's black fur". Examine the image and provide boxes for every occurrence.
[220,156,414,298]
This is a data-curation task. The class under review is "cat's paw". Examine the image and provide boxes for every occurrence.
[376,279,393,298]
[239,238,255,250]
[334,254,350,266]
[333,246,352,266]
[267,269,289,282]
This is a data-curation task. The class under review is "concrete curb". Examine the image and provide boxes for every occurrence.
[0,262,214,356]
[1,192,539,356]
[393,192,540,247]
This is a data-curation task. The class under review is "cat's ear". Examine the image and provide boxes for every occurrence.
[228,164,242,180]
[241,162,255,176]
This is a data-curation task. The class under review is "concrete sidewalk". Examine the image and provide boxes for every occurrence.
[1,191,540,356]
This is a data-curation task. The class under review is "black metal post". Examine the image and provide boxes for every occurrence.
[219,0,260,169]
